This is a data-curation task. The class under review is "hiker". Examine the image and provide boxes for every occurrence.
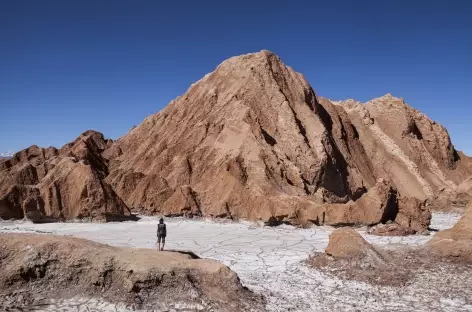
[157,218,167,251]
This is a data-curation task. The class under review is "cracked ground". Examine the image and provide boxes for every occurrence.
[1,212,471,312]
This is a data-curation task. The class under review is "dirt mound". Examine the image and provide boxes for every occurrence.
[428,202,472,262]
[0,233,264,311]
[0,131,132,222]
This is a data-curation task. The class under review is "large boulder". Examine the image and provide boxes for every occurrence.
[0,234,263,311]
[428,202,472,262]
[321,179,431,233]
[325,228,384,262]
[0,185,42,220]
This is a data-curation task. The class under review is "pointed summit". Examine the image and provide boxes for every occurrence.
[368,93,403,103]
[106,50,330,222]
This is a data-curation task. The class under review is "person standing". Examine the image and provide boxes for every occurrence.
[157,218,167,251]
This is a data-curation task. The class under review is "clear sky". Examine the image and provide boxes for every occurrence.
[1,0,471,154]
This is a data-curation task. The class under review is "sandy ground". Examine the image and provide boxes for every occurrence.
[1,212,470,312]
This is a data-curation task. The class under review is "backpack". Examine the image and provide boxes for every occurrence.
[157,223,166,235]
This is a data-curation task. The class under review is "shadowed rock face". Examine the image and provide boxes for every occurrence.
[0,131,131,222]
[1,51,470,229]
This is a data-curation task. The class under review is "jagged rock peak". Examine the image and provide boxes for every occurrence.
[0,131,130,222]
[377,93,399,100]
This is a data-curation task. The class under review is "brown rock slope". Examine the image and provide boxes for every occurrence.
[0,131,131,222]
[330,95,472,201]
[104,50,470,230]
[0,233,263,311]
[428,202,472,262]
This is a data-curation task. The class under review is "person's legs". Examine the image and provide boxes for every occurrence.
[157,235,161,251]
[161,236,165,251]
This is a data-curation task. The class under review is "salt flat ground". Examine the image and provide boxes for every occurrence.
[1,212,471,312]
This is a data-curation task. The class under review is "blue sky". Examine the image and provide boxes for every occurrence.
[1,0,471,154]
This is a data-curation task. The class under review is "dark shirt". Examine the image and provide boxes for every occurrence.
[157,223,167,236]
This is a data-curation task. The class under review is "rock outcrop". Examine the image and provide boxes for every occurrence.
[322,179,398,226]
[325,228,384,262]
[0,233,263,311]
[428,202,472,262]
[396,197,431,232]
[0,131,132,222]
[428,175,472,212]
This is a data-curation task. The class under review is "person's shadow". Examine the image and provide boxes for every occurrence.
[163,249,200,259]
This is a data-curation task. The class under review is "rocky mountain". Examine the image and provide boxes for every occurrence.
[103,50,470,230]
[0,131,132,222]
[1,50,470,230]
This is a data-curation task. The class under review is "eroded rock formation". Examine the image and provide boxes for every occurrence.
[2,50,470,229]
[324,228,384,261]
[0,233,263,311]
[0,131,131,222]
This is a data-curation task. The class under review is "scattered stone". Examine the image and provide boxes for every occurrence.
[368,223,416,236]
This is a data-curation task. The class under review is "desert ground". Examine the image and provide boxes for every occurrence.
[1,212,471,312]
